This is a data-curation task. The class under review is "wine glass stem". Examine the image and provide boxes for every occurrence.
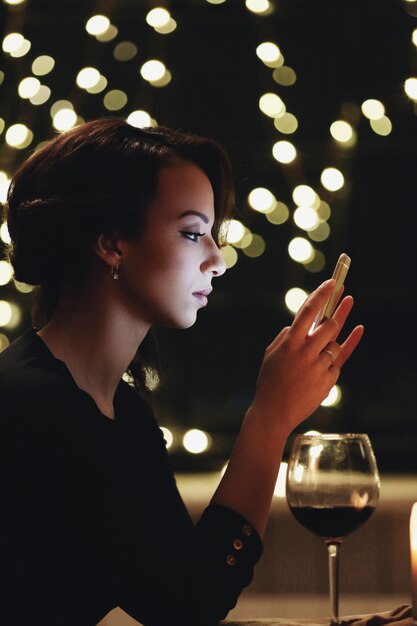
[327,542,340,625]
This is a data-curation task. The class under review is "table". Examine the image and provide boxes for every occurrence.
[221,604,413,626]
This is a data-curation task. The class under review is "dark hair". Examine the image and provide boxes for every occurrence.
[4,117,235,392]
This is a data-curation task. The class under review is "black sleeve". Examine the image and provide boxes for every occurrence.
[119,415,263,626]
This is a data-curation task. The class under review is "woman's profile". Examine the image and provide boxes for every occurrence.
[0,118,363,626]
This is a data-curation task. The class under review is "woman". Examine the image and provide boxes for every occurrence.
[0,118,363,626]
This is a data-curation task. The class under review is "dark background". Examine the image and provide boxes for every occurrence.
[1,0,416,472]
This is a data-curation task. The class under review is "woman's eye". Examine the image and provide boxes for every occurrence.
[180,231,204,243]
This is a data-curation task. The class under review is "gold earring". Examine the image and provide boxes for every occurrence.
[111,265,120,280]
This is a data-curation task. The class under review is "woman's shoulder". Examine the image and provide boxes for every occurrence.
[0,328,77,418]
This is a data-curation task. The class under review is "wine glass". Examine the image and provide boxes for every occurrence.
[286,433,380,625]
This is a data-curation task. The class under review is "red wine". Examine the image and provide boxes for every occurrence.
[289,505,375,541]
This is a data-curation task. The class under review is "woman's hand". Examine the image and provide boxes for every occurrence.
[250,279,364,434]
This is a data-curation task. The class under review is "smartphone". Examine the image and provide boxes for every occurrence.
[313,253,351,330]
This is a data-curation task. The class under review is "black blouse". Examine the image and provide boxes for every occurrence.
[0,330,262,626]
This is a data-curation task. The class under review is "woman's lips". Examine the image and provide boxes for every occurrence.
[193,288,212,306]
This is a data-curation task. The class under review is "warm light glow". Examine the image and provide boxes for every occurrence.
[320,167,344,191]
[225,219,245,244]
[160,426,173,449]
[10,38,31,58]
[146,7,171,28]
[246,0,271,13]
[85,75,107,94]
[96,25,118,42]
[140,60,166,82]
[0,261,13,286]
[274,112,298,134]
[273,66,297,86]
[330,120,353,143]
[305,250,325,273]
[370,116,392,136]
[53,108,77,131]
[103,89,128,111]
[259,92,285,118]
[361,99,385,120]
[0,301,12,326]
[18,76,41,99]
[293,206,319,231]
[32,55,55,76]
[154,18,177,34]
[308,220,331,242]
[0,171,10,203]
[288,237,314,263]
[50,100,74,117]
[14,280,34,293]
[28,86,50,105]
[183,429,211,454]
[272,140,297,163]
[316,201,331,221]
[292,184,316,207]
[2,33,24,54]
[285,287,308,313]
[405,78,417,101]
[127,110,154,128]
[76,67,100,89]
[149,70,172,88]
[86,15,110,36]
[0,222,11,244]
[256,42,281,64]
[274,462,288,497]
[413,29,417,47]
[114,41,138,62]
[220,245,238,269]
[242,234,265,258]
[321,385,342,407]
[206,0,226,4]
[248,187,276,213]
[0,333,10,352]
[5,124,33,149]
[3,0,26,4]
[266,201,289,224]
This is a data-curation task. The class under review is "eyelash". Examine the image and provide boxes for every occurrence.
[180,231,204,243]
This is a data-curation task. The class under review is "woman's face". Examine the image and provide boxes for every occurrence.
[116,159,227,329]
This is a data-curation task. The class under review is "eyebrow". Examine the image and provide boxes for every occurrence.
[179,210,209,224]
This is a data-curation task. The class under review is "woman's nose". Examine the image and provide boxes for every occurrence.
[201,241,227,277]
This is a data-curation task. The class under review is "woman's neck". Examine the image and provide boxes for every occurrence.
[37,283,150,419]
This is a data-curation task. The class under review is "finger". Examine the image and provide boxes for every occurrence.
[320,341,341,368]
[331,295,354,340]
[291,279,336,339]
[265,326,290,353]
[337,325,365,367]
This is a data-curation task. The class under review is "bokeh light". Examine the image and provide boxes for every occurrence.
[76,67,100,89]
[0,301,12,327]
[5,124,33,149]
[183,429,211,454]
[220,245,238,269]
[259,92,285,117]
[18,76,41,99]
[32,55,55,76]
[103,90,128,111]
[246,0,271,13]
[85,75,107,94]
[50,100,74,117]
[308,220,331,242]
[272,140,297,163]
[140,60,166,82]
[292,184,316,207]
[96,25,118,42]
[0,222,11,244]
[320,167,344,191]
[0,333,10,352]
[266,201,290,224]
[293,206,319,231]
[225,219,245,244]
[2,33,24,54]
[248,187,276,213]
[330,120,354,143]
[256,42,281,65]
[273,66,297,86]
[52,108,77,131]
[274,112,298,134]
[285,287,309,314]
[146,7,171,27]
[361,99,385,120]
[160,426,173,449]
[288,237,314,263]
[370,116,392,136]
[0,261,13,286]
[404,78,417,101]
[114,42,138,62]
[241,234,266,258]
[127,110,154,128]
[321,384,342,407]
[86,15,110,36]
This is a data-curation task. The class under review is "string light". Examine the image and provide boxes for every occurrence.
[321,385,342,407]
[266,201,289,224]
[50,100,74,117]
[404,77,417,101]
[330,120,354,143]
[96,25,118,42]
[288,237,314,263]
[273,66,297,86]
[114,42,138,62]
[183,429,211,454]
[292,184,317,207]
[160,427,173,449]
[0,301,12,326]
[241,234,266,257]
[248,187,276,212]
[140,60,166,82]
[293,206,320,231]
[18,77,41,99]
[127,110,154,128]
[76,67,101,89]
[245,0,271,15]
[52,108,77,131]
[2,33,24,54]
[0,261,13,286]
[85,75,107,94]
[220,245,238,269]
[5,124,33,149]
[32,55,55,76]
[274,112,298,134]
[361,99,385,120]
[370,116,392,136]
[146,8,171,28]
[256,42,282,66]
[225,219,245,244]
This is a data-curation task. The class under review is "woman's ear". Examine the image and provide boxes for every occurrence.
[91,233,123,267]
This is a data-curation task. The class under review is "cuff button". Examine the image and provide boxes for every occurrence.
[233,538,243,550]
[242,524,253,537]
[226,555,236,566]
